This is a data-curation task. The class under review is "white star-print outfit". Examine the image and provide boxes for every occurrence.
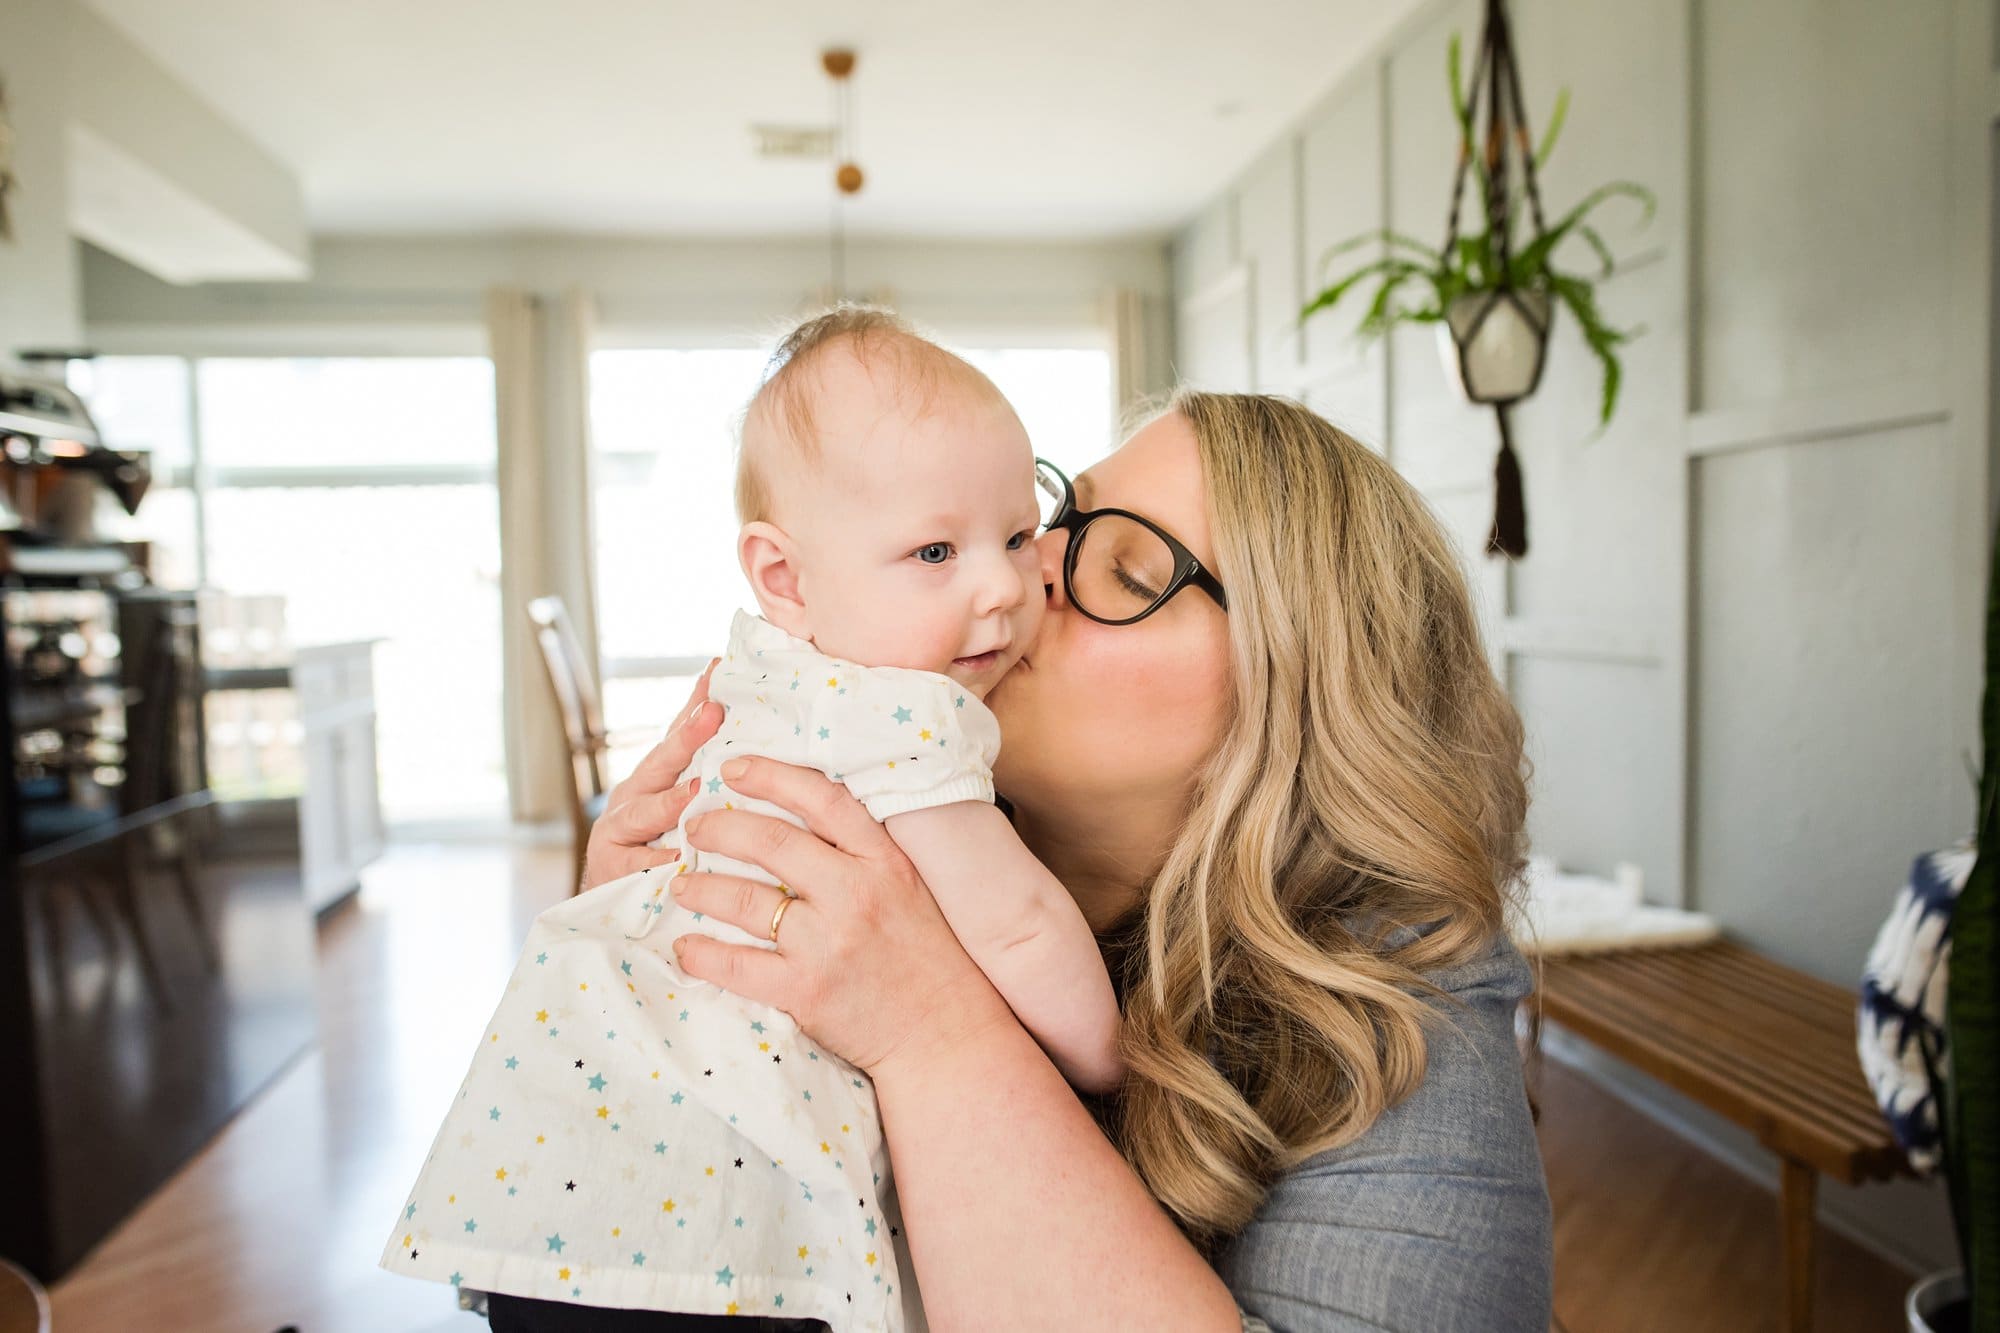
[382,611,1000,1331]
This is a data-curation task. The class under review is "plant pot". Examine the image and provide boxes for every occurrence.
[1438,286,1554,407]
[1906,1270,1967,1332]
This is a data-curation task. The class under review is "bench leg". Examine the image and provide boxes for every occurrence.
[1780,1157,1818,1333]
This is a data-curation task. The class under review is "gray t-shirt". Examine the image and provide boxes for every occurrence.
[1217,937,1553,1332]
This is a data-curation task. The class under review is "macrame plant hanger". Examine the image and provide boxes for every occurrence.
[1441,0,1549,559]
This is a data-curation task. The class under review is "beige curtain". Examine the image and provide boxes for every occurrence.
[489,285,602,822]
[1105,286,1172,431]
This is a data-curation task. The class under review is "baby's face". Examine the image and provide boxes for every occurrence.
[780,373,1044,698]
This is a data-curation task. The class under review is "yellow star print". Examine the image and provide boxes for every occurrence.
[558,1267,570,1281]
[495,1168,508,1181]
[797,1245,810,1259]
[662,1198,676,1212]
[919,728,932,741]
[596,1106,610,1119]
[535,1009,548,1023]
[867,1251,878,1266]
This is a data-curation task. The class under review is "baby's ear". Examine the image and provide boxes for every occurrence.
[739,521,810,638]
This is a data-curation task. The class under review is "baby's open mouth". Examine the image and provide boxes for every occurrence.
[952,650,1003,672]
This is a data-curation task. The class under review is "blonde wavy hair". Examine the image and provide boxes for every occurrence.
[1102,389,1530,1249]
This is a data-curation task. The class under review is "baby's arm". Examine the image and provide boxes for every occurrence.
[884,801,1123,1094]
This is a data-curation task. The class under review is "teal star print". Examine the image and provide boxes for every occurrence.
[547,1233,566,1253]
[621,960,633,976]
[535,952,548,964]
[817,726,829,740]
[605,1029,616,1039]
[715,1266,734,1287]
[632,1252,647,1266]
[892,706,913,724]
[679,1009,690,1021]
[508,1186,517,1196]
[750,1020,766,1034]
[654,1140,667,1154]
[866,1218,877,1236]
[450,1272,462,1287]
[706,777,722,793]
[405,1203,417,1219]
[588,1073,607,1092]
[774,1295,785,1308]
[504,1056,519,1070]
[464,1218,479,1233]
[488,1106,501,1121]
[671,1092,685,1105]
[955,694,965,708]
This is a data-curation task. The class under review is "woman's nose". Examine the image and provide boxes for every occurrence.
[1034,529,1069,609]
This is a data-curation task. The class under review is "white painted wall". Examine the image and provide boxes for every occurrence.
[1169,0,1991,1276]
[0,0,84,364]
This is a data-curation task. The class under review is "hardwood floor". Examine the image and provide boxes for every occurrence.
[1534,1049,1915,1332]
[49,836,572,1333]
[47,836,1918,1332]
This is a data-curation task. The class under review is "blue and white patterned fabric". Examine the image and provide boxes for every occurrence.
[1857,843,1975,1175]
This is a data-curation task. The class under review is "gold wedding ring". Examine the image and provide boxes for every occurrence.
[768,893,794,944]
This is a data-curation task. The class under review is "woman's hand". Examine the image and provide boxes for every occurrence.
[667,757,1017,1078]
[579,660,724,891]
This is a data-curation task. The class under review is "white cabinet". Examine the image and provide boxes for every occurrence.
[295,640,385,912]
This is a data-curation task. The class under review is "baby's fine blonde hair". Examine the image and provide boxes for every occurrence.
[735,306,1001,525]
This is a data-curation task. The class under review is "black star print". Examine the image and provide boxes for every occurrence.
[411,1249,419,1259]
[703,1069,713,1077]
[733,1158,743,1168]
[574,1059,585,1069]
[772,1054,782,1064]
[566,1181,576,1192]
[890,1226,900,1237]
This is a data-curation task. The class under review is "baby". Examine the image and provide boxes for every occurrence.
[380,309,1121,1331]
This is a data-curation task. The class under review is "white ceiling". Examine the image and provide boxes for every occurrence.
[81,0,1419,240]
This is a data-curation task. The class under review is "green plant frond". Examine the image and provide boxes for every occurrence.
[1448,32,1468,127]
[1300,259,1431,324]
[1550,272,1628,426]
[1535,87,1572,167]
[1554,180,1658,238]
[1570,224,1619,279]
[1313,228,1443,277]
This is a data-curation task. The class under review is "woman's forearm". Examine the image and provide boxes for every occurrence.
[872,1002,1242,1330]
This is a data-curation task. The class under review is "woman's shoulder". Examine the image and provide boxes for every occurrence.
[1215,933,1553,1333]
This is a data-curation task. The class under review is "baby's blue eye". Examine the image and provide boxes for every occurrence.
[915,543,952,565]
[1006,529,1033,551]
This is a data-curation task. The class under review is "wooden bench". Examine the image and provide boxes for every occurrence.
[1537,939,1908,1333]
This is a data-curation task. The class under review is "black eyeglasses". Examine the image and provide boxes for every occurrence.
[1034,458,1228,626]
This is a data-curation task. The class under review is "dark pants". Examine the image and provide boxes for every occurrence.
[487,1291,830,1333]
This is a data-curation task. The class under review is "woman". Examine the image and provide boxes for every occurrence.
[555,391,1551,1331]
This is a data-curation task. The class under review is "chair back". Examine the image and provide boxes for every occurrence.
[527,596,608,808]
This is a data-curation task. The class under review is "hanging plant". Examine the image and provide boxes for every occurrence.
[1300,0,1654,557]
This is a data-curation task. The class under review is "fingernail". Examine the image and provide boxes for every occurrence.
[671,936,687,956]
[670,877,685,899]
[721,758,748,780]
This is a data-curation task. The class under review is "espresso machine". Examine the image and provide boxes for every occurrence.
[0,370,152,577]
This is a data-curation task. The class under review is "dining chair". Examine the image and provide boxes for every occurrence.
[527,597,656,889]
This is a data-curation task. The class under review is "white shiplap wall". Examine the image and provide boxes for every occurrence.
[1170,0,1992,1274]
